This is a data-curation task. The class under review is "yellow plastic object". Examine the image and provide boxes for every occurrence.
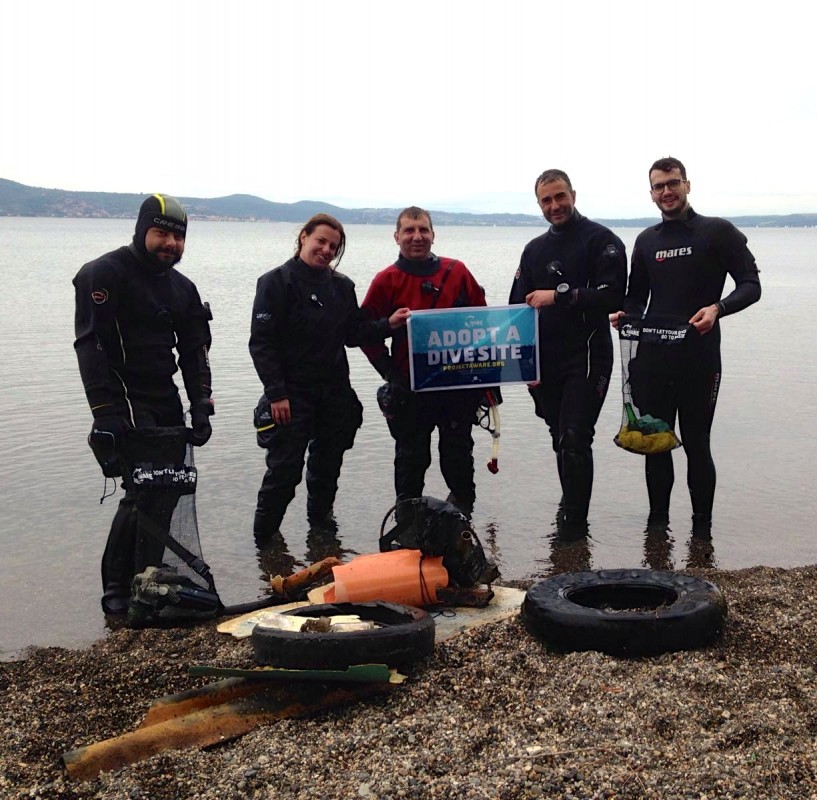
[326,550,448,607]
[615,427,681,455]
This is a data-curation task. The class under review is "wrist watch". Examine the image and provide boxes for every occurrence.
[555,282,571,306]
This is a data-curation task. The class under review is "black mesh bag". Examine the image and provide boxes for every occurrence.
[379,496,498,587]
[615,315,686,455]
[119,426,221,626]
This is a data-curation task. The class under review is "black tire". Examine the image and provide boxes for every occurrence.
[522,569,727,656]
[250,601,436,670]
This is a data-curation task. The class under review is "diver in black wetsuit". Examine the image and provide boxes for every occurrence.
[611,156,761,534]
[510,169,627,528]
[249,213,409,541]
[73,195,214,615]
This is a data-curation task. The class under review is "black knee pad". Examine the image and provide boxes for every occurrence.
[558,427,591,455]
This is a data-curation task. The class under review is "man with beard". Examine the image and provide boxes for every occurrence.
[611,156,761,534]
[73,194,214,615]
[510,169,627,530]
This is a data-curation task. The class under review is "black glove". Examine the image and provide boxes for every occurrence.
[88,415,129,477]
[190,400,214,447]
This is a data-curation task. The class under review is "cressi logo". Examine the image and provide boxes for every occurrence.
[655,247,693,262]
[153,217,186,233]
[91,289,108,304]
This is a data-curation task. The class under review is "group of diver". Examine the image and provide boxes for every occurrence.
[73,155,760,615]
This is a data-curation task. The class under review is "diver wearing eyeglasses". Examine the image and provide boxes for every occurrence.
[610,156,761,535]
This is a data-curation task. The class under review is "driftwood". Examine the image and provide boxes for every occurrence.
[268,556,341,599]
[62,677,391,782]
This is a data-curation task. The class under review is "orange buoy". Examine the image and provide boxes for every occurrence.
[326,550,448,607]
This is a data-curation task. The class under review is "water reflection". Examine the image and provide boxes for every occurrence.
[686,532,717,570]
[255,530,304,584]
[305,523,358,565]
[641,518,718,571]
[548,518,592,574]
[642,522,675,571]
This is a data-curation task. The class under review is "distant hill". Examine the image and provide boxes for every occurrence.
[1,178,814,228]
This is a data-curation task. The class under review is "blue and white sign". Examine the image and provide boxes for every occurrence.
[408,304,539,391]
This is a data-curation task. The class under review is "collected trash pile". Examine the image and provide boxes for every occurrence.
[62,485,730,782]
[62,496,512,781]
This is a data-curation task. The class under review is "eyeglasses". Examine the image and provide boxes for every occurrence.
[651,178,685,193]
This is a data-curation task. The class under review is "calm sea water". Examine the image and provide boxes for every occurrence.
[1,217,814,658]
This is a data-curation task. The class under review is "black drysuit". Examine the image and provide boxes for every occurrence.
[624,208,761,524]
[509,211,627,524]
[249,258,391,535]
[73,244,212,607]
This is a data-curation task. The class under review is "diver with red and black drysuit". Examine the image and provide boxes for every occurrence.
[361,206,488,517]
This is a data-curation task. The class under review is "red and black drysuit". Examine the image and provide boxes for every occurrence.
[509,210,627,526]
[361,254,487,513]
[624,208,761,528]
[249,258,393,538]
[73,244,213,610]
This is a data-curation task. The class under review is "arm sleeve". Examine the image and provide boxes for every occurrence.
[360,272,398,378]
[508,251,534,304]
[460,263,488,307]
[342,280,393,348]
[72,260,123,416]
[717,224,762,317]
[176,287,213,407]
[571,236,627,313]
[248,272,289,401]
[623,243,650,316]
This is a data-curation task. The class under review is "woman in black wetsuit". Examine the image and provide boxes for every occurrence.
[249,214,409,541]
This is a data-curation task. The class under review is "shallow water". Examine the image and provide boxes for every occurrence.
[1,218,814,658]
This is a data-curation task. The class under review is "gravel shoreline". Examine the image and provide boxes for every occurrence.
[3,565,817,799]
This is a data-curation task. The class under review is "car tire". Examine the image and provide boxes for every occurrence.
[250,601,436,669]
[521,569,727,656]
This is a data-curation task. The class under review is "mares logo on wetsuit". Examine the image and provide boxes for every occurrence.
[655,247,693,262]
[91,289,109,304]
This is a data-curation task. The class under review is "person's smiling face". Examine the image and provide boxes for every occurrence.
[535,178,576,227]
[649,167,691,219]
[298,224,341,269]
[395,213,435,261]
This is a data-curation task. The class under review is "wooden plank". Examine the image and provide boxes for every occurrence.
[63,681,391,782]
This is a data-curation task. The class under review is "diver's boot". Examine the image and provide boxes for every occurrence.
[445,492,474,519]
[647,509,670,527]
[101,592,130,616]
[691,513,712,538]
[253,508,284,544]
[101,496,137,615]
[306,498,337,532]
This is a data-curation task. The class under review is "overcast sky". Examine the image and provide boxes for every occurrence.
[1,1,813,218]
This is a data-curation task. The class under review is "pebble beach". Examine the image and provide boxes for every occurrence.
[3,565,817,799]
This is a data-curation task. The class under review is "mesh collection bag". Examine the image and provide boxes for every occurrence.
[615,316,686,455]
[120,426,221,626]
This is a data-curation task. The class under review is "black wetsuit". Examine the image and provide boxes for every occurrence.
[73,244,212,607]
[510,211,627,525]
[624,208,761,525]
[249,257,391,536]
